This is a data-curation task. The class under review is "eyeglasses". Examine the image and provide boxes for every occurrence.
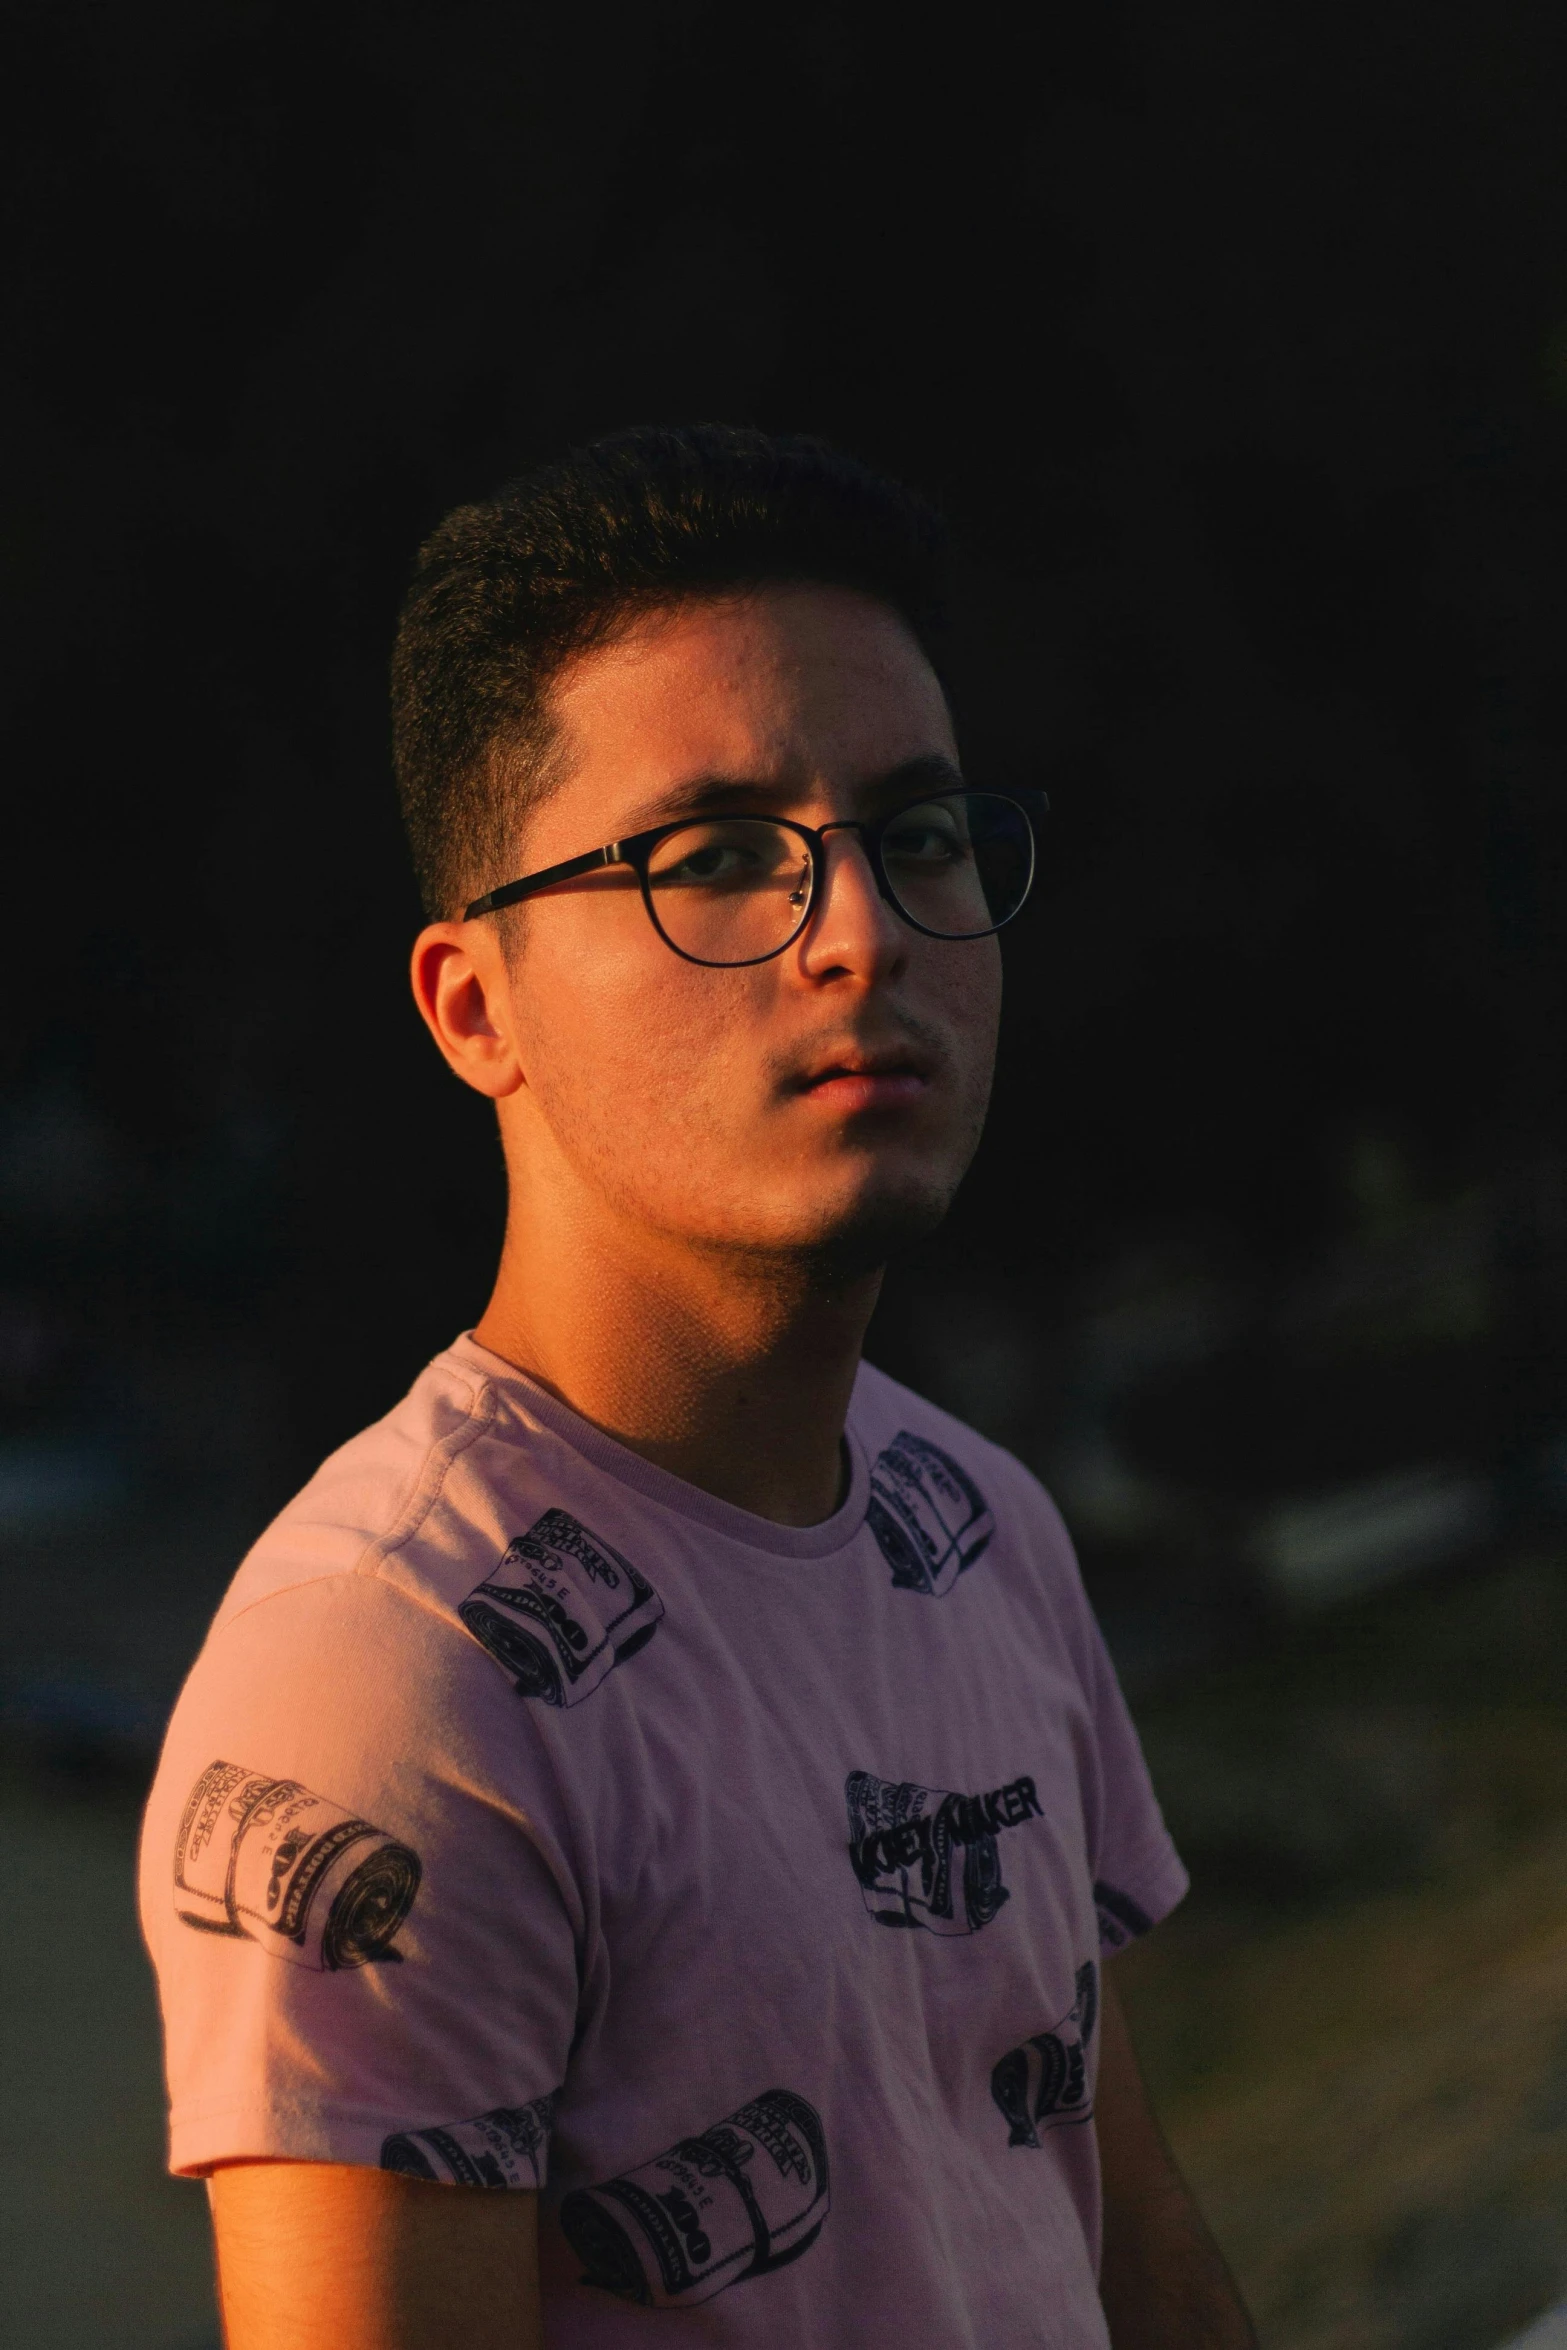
[463,786,1047,968]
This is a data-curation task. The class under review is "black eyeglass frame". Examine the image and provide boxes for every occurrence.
[462,785,1048,968]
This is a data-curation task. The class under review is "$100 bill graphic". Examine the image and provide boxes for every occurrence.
[381,2091,559,2189]
[459,1508,664,1707]
[560,2089,830,2308]
[866,1431,995,1596]
[173,1760,421,1970]
[846,1767,1042,1935]
[991,1961,1100,2147]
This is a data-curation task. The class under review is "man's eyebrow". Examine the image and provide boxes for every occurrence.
[866,753,967,801]
[617,753,967,836]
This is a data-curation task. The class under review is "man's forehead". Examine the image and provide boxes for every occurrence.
[537,585,956,835]
[555,586,942,717]
[605,752,965,837]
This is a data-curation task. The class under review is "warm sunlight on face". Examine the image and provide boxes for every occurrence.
[456,586,1002,1269]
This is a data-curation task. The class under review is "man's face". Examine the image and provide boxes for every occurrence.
[491,585,1002,1270]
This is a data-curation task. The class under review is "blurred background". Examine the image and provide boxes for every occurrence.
[3,4,1566,2345]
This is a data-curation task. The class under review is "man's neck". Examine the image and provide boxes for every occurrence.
[473,1210,881,1528]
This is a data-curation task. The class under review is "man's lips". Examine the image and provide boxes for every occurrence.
[790,1056,933,1113]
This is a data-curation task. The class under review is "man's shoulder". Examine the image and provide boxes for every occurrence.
[209,1339,528,1637]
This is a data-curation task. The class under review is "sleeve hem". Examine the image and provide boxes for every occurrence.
[1094,1840,1189,1952]
[168,2101,548,2188]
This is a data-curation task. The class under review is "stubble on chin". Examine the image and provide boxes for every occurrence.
[793,1177,960,1289]
[712,1124,984,1303]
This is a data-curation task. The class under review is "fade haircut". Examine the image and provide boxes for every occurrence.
[390,423,949,920]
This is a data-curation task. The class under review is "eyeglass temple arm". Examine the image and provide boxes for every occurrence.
[464,845,625,921]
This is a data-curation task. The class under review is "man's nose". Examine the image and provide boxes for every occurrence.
[794,826,907,982]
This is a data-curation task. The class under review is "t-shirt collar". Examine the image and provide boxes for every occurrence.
[446,1332,873,1562]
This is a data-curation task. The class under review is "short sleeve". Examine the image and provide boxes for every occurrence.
[1076,1608,1189,1951]
[1020,1477,1190,1955]
[139,1570,579,2186]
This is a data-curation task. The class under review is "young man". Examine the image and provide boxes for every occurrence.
[141,425,1255,2348]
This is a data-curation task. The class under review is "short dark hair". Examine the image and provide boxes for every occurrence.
[390,423,948,920]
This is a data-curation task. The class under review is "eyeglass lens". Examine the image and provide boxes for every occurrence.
[642,793,1034,965]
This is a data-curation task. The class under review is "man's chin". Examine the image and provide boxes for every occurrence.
[789,1180,957,1287]
[677,1159,969,1287]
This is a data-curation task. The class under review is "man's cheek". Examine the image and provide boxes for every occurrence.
[600,1046,744,1158]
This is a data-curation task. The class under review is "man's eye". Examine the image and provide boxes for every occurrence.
[885,820,965,863]
[652,822,802,891]
[666,843,757,882]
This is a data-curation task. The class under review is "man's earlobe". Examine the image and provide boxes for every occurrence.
[409,924,527,1100]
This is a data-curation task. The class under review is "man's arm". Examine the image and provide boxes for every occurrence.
[1096,1970,1258,2349]
[208,2161,542,2350]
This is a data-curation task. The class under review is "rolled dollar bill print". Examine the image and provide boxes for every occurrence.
[866,1431,995,1596]
[459,1508,664,1707]
[846,1769,1024,1935]
[173,1759,421,1969]
[560,2089,830,2308]
[381,2092,559,2189]
[992,1961,1099,2148]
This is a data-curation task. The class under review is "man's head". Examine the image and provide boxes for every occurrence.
[393,425,951,926]
[399,427,1011,1281]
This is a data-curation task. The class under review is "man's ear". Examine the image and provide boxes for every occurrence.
[409,922,527,1099]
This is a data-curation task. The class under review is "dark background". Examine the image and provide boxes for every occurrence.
[7,0,1564,1473]
[5,8,1567,2347]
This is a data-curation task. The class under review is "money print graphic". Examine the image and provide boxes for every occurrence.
[1093,1878,1154,1949]
[459,1507,664,1706]
[559,2089,830,2308]
[845,1769,1042,1934]
[381,2092,559,2189]
[866,1432,995,1596]
[173,1761,420,1968]
[990,1962,1100,2147]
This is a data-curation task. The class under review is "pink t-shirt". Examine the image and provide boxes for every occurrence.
[140,1335,1186,2347]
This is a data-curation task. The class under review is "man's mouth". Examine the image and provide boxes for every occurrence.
[791,1049,933,1114]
